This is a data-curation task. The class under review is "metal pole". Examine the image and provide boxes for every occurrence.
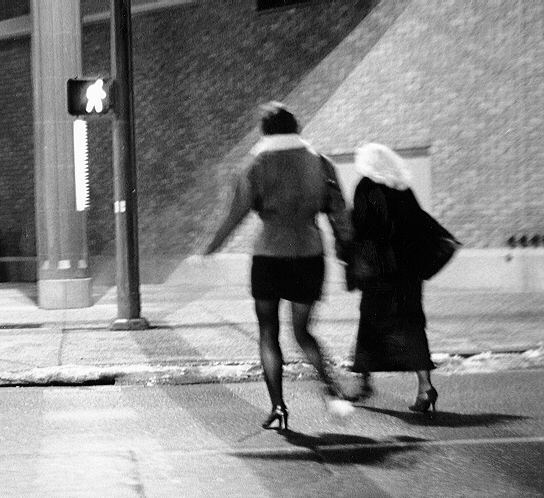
[110,0,148,330]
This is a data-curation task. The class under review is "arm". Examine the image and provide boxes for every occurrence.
[204,171,253,255]
[321,156,352,262]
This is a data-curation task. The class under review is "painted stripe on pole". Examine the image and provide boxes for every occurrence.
[114,200,126,213]
[58,260,71,269]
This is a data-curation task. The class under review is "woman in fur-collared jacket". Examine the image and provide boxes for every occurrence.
[349,143,438,415]
[204,102,354,429]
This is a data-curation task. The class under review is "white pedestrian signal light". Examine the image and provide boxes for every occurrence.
[86,79,107,113]
[67,77,112,116]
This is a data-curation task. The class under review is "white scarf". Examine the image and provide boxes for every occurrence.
[355,143,412,190]
[250,134,314,156]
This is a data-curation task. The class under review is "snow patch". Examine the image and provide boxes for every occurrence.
[433,347,544,374]
[1,349,543,386]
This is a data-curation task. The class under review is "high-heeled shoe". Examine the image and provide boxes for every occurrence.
[262,405,288,430]
[409,387,438,416]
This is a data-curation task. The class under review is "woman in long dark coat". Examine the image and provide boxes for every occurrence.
[349,143,437,414]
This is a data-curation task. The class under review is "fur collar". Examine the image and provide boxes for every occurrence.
[250,134,314,156]
[355,143,412,190]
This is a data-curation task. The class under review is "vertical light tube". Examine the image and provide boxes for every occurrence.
[73,118,89,211]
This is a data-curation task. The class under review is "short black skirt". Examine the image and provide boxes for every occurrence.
[251,255,325,304]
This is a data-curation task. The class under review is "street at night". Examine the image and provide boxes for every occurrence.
[1,371,543,497]
[2,0,544,496]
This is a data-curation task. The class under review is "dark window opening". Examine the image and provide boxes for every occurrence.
[256,0,311,12]
[0,0,30,22]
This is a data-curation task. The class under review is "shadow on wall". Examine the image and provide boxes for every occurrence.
[84,0,376,262]
[89,255,184,287]
[0,218,36,283]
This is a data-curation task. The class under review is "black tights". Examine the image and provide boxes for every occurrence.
[255,299,332,409]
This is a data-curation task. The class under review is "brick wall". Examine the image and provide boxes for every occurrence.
[0,0,372,263]
[0,36,34,258]
[0,0,29,22]
[81,0,373,257]
[2,0,542,270]
[212,0,409,254]
[304,0,544,248]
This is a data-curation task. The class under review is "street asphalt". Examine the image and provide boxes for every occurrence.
[0,256,543,387]
[1,372,544,497]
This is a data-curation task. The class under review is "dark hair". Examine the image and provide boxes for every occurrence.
[260,101,299,135]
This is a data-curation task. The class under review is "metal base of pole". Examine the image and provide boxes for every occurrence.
[110,317,149,330]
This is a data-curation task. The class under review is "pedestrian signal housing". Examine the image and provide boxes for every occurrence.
[67,77,112,116]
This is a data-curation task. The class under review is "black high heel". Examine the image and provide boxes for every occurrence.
[262,405,288,430]
[409,387,438,416]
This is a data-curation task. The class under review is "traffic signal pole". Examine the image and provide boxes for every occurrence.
[110,0,148,330]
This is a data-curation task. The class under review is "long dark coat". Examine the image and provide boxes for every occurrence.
[351,177,435,372]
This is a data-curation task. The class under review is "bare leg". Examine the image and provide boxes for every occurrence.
[291,301,333,387]
[291,301,355,419]
[415,370,433,395]
[255,299,285,409]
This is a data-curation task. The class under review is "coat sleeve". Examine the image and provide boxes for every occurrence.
[354,178,399,243]
[352,178,385,241]
[203,169,253,255]
[321,156,353,262]
[351,179,371,239]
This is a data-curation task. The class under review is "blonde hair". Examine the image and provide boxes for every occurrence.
[355,143,412,190]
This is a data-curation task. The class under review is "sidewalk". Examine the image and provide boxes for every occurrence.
[1,265,543,386]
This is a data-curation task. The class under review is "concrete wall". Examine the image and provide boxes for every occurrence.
[161,249,544,293]
[429,249,544,293]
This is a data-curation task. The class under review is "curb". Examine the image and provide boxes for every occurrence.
[1,347,543,388]
[0,363,262,388]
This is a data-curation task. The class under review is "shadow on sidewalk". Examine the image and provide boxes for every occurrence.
[0,282,39,306]
[235,430,426,466]
[359,406,529,428]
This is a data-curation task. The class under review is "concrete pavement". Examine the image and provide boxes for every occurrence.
[0,256,543,386]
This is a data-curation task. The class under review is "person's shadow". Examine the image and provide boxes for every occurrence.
[236,429,427,466]
[359,406,529,428]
